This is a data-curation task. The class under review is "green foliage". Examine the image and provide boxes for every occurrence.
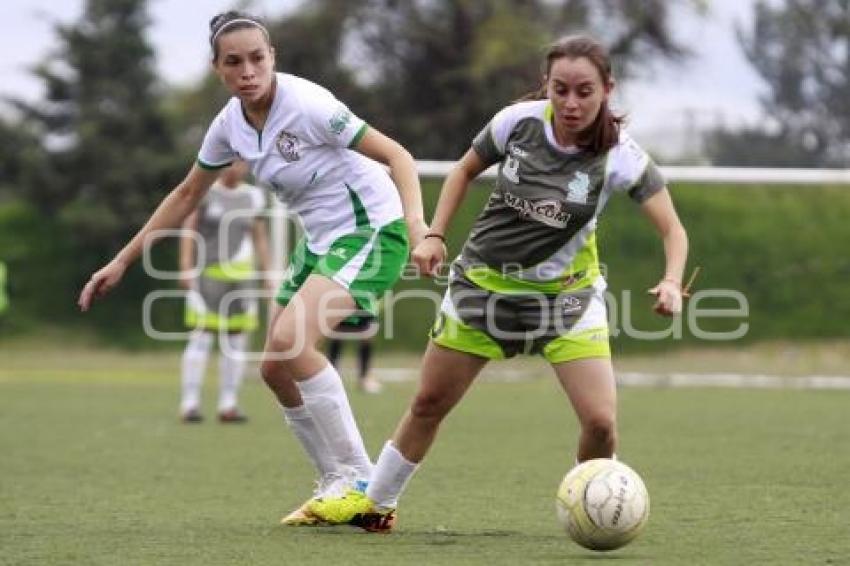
[0,201,181,344]
[707,0,850,166]
[2,0,188,342]
[14,0,183,244]
[347,0,696,159]
[4,179,848,350]
[378,181,850,353]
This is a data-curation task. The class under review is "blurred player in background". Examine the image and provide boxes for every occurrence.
[178,160,271,424]
[309,34,689,532]
[79,11,427,526]
[326,312,382,394]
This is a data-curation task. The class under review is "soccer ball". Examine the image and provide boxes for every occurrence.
[555,458,650,551]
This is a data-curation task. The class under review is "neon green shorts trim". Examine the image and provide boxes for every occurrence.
[276,219,409,317]
[185,277,259,332]
[430,269,610,363]
[431,314,609,363]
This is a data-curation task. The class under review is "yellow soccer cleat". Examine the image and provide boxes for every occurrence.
[280,500,322,526]
[279,470,357,527]
[308,491,396,532]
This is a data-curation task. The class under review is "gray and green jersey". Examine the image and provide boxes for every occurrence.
[196,182,266,281]
[460,99,665,293]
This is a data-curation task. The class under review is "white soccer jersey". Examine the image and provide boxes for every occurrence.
[198,73,403,253]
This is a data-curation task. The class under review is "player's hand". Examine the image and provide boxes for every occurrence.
[406,218,430,251]
[647,279,683,317]
[78,259,128,312]
[411,236,446,277]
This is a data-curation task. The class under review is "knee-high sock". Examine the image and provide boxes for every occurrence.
[296,363,373,480]
[282,404,338,477]
[366,441,418,510]
[181,331,213,412]
[218,332,248,412]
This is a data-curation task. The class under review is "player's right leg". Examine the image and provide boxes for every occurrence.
[309,341,488,530]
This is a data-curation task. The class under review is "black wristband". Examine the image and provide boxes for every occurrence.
[424,233,446,243]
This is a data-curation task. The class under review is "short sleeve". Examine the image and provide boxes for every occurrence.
[628,161,665,203]
[471,106,515,166]
[197,111,236,170]
[607,133,666,203]
[301,88,368,149]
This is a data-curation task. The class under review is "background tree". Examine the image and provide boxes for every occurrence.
[7,0,183,334]
[706,0,850,167]
[13,0,181,243]
[348,0,699,159]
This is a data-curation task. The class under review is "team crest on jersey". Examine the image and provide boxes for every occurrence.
[566,171,591,204]
[276,130,301,162]
[501,144,527,184]
[328,107,352,135]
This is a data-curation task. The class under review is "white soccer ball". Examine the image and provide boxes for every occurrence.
[555,458,650,551]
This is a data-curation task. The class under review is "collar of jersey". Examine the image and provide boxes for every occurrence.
[237,73,285,134]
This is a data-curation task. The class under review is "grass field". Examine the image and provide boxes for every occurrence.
[2,342,849,565]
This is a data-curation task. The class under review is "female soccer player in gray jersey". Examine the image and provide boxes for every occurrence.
[78,11,427,525]
[310,35,688,531]
[178,160,270,424]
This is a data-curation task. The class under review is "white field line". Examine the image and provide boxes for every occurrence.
[372,368,850,390]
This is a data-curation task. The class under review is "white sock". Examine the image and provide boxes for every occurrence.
[282,405,338,477]
[366,441,418,510]
[218,332,248,412]
[296,363,373,480]
[180,331,213,412]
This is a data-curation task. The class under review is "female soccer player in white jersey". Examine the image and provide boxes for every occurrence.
[309,35,689,532]
[78,11,428,525]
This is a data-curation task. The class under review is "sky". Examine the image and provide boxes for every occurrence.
[2,0,765,158]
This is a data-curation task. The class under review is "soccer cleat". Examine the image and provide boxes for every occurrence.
[217,408,248,423]
[280,500,321,526]
[181,408,203,423]
[308,492,396,532]
[279,469,359,527]
[351,508,396,533]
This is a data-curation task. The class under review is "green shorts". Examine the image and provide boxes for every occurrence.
[430,270,610,364]
[276,219,409,317]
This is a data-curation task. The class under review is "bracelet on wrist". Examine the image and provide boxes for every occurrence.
[424,233,447,243]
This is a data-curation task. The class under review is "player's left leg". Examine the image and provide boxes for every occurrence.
[180,330,213,422]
